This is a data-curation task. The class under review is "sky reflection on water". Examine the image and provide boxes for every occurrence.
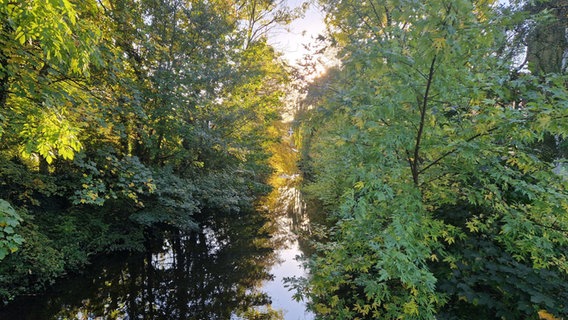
[0,184,314,320]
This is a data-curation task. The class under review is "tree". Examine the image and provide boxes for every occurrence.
[237,0,302,49]
[0,0,104,269]
[0,0,103,167]
[0,0,293,302]
[296,0,568,318]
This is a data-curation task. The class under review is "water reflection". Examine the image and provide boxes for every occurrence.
[0,211,276,319]
[0,183,315,319]
[258,178,315,320]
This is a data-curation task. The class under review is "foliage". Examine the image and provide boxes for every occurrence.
[0,0,103,164]
[130,167,199,231]
[0,212,65,301]
[296,0,568,318]
[237,305,285,320]
[0,0,292,303]
[71,152,156,206]
[0,200,23,261]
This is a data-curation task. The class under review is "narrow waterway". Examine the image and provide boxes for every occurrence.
[0,182,314,319]
[257,183,314,320]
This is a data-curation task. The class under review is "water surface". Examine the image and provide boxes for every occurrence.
[0,186,314,319]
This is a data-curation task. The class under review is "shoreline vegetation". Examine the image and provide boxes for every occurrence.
[1,0,568,319]
[291,0,568,318]
[0,0,294,305]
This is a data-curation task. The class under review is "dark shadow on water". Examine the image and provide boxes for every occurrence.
[0,211,280,320]
[0,176,323,320]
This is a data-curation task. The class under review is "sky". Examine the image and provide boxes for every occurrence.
[267,0,326,66]
[269,0,514,66]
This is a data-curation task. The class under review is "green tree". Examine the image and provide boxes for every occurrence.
[0,0,106,268]
[0,200,23,261]
[0,0,293,302]
[297,0,568,318]
[0,0,103,167]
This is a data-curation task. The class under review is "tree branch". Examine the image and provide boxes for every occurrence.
[368,0,385,32]
[411,55,437,186]
[350,3,380,39]
[525,215,568,234]
[418,126,499,176]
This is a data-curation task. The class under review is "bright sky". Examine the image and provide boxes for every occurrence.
[269,0,513,66]
[268,0,326,66]
[266,1,329,121]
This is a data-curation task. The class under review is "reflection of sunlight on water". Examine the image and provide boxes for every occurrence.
[281,185,311,232]
[67,299,128,320]
[151,239,174,270]
[202,226,229,255]
[151,226,231,271]
[258,182,315,320]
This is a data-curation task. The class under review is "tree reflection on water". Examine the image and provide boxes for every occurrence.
[0,210,285,319]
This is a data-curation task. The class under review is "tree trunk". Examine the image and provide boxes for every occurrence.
[527,0,568,74]
[39,156,49,175]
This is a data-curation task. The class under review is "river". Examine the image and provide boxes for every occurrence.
[0,183,315,320]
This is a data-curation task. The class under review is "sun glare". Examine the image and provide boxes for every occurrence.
[267,0,327,70]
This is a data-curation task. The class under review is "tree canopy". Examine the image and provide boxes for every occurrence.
[294,0,568,318]
[2,1,568,317]
[0,0,293,302]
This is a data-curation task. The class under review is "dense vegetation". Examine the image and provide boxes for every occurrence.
[0,0,295,302]
[295,0,568,319]
[3,0,568,318]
